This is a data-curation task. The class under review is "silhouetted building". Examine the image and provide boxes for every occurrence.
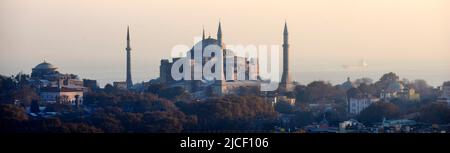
[437,81,450,106]
[338,77,355,91]
[31,61,85,104]
[349,96,379,115]
[40,87,83,105]
[31,61,83,88]
[159,21,262,96]
[31,61,59,78]
[113,81,127,90]
[159,22,296,97]
[83,79,99,91]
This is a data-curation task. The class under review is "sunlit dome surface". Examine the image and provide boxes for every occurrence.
[33,61,57,70]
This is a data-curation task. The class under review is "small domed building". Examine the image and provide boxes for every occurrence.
[31,61,60,79]
[30,61,85,105]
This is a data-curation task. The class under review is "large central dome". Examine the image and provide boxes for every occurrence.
[33,61,57,70]
[31,61,60,78]
[188,37,227,58]
[191,38,224,50]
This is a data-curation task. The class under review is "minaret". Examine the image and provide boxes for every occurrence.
[202,26,206,40]
[217,21,222,48]
[281,22,293,92]
[126,26,133,89]
[214,21,227,95]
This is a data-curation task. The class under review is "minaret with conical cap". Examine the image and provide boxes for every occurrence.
[217,21,223,48]
[213,21,227,95]
[126,26,133,89]
[202,26,206,40]
[281,22,293,92]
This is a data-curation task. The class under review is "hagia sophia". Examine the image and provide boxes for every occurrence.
[159,22,294,97]
[29,21,296,104]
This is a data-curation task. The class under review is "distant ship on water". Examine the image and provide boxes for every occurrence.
[342,59,368,70]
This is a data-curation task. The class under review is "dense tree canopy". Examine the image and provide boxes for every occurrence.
[357,102,400,125]
[146,84,191,101]
[275,101,295,114]
[0,74,38,105]
[178,96,278,131]
[1,72,448,133]
[295,81,346,104]
[417,103,450,124]
[291,110,314,128]
[0,104,29,121]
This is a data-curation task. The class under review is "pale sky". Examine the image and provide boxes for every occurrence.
[1,0,449,86]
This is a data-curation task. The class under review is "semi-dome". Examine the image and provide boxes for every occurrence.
[33,61,57,70]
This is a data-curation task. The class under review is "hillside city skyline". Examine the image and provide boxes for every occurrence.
[1,0,449,87]
[3,0,450,141]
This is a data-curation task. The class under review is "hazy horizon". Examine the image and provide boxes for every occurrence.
[1,0,449,87]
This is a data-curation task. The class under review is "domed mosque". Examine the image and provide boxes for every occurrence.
[31,61,60,78]
[159,21,293,97]
[160,21,264,96]
[30,60,85,105]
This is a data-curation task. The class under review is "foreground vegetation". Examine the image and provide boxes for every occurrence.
[1,73,449,133]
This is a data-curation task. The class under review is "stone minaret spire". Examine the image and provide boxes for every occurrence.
[202,26,206,40]
[213,20,227,95]
[281,21,293,92]
[217,21,223,48]
[126,26,133,89]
